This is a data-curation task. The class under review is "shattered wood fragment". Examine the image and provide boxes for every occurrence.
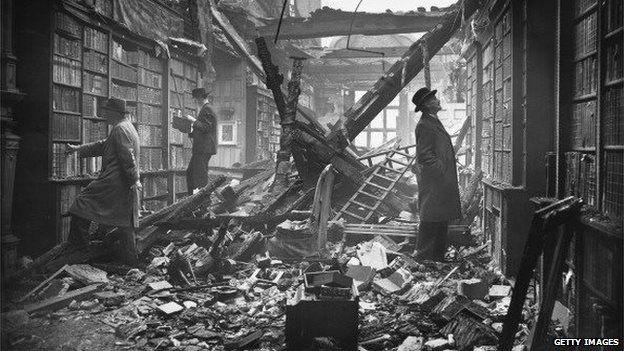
[18,264,69,302]
[64,264,109,285]
[224,330,262,350]
[23,284,101,314]
[230,231,263,262]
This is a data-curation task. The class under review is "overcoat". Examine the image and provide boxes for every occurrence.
[70,119,140,227]
[190,103,217,155]
[413,113,462,222]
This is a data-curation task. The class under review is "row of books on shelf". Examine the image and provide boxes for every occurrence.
[83,119,109,143]
[52,113,81,142]
[570,100,597,148]
[84,27,108,53]
[170,59,197,80]
[170,146,192,169]
[139,148,164,171]
[138,86,162,105]
[52,143,79,179]
[112,60,138,82]
[139,68,163,89]
[574,56,598,97]
[574,13,597,58]
[54,33,81,59]
[111,82,138,101]
[169,125,187,145]
[83,156,103,176]
[143,175,168,198]
[138,104,162,125]
[53,85,80,113]
[604,42,623,83]
[55,12,81,37]
[565,151,597,206]
[84,50,108,75]
[84,72,108,96]
[602,87,623,145]
[603,151,623,221]
[138,125,163,147]
[112,40,133,64]
[135,50,163,73]
[53,55,82,87]
[83,94,106,117]
[604,0,623,32]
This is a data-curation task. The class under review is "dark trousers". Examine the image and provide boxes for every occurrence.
[416,221,449,261]
[186,153,211,194]
[68,215,138,264]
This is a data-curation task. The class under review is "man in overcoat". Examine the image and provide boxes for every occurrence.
[411,88,462,261]
[66,98,141,264]
[184,87,217,194]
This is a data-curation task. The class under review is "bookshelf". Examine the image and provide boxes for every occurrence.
[168,56,198,200]
[563,0,623,223]
[46,9,204,241]
[246,86,281,162]
[481,40,494,176]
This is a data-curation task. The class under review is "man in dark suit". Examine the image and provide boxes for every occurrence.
[411,87,462,261]
[184,87,217,194]
[66,98,141,264]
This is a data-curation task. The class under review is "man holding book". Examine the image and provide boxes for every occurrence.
[410,87,461,262]
[182,87,217,194]
[65,98,141,264]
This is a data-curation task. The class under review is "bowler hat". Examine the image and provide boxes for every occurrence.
[191,87,209,99]
[101,98,128,114]
[411,87,437,112]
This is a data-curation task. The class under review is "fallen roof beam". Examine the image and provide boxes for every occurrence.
[208,0,326,134]
[257,9,451,40]
[328,0,481,143]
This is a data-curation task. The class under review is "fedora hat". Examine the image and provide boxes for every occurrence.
[191,87,209,99]
[411,87,437,112]
[101,98,128,114]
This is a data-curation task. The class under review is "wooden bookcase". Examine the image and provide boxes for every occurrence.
[47,8,201,240]
[245,85,281,162]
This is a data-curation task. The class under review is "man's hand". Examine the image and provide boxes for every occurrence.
[185,115,197,123]
[65,144,79,155]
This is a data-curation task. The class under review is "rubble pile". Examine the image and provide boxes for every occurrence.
[3,167,540,350]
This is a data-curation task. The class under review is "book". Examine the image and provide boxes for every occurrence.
[578,153,596,206]
[54,33,81,59]
[574,13,597,58]
[55,12,82,37]
[53,55,81,87]
[83,94,107,117]
[574,56,597,96]
[603,151,623,221]
[570,101,596,148]
[84,27,108,53]
[112,60,138,82]
[53,85,80,112]
[172,116,192,133]
[602,87,623,146]
[52,143,79,179]
[83,72,108,96]
[138,68,162,88]
[605,42,623,83]
[82,156,102,176]
[52,113,81,142]
[83,50,108,74]
[138,86,162,105]
[111,82,138,100]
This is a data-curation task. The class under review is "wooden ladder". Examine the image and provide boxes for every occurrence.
[334,145,417,223]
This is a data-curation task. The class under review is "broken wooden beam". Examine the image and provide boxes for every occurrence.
[343,223,469,238]
[328,0,482,142]
[18,265,69,303]
[23,284,101,314]
[257,8,453,40]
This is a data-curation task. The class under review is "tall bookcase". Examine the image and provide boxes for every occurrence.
[563,0,623,223]
[48,8,201,240]
[245,85,281,162]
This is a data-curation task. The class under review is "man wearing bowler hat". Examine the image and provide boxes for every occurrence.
[65,98,141,264]
[183,87,217,194]
[411,87,461,262]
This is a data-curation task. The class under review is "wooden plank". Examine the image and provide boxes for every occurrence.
[327,0,482,142]
[23,284,101,314]
[18,265,69,303]
[257,9,452,40]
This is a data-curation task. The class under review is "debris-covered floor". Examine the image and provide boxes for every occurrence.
[2,169,539,351]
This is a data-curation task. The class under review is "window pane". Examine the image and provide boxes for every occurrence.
[386,109,398,129]
[354,133,368,147]
[370,132,384,147]
[387,131,397,141]
[370,114,384,129]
